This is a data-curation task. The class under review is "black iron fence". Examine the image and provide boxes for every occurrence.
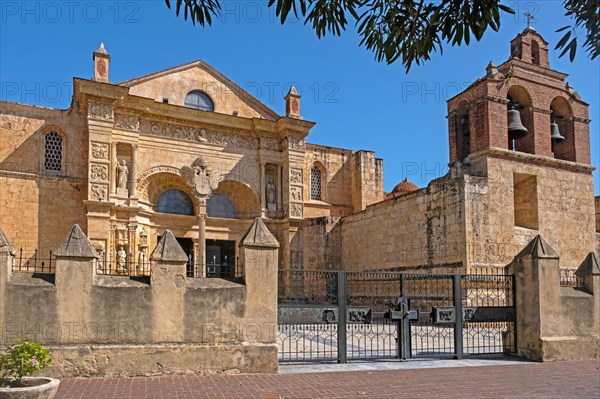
[12,248,55,274]
[277,269,516,363]
[187,262,243,279]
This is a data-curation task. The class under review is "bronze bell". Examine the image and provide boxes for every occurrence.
[508,108,528,140]
[550,122,565,143]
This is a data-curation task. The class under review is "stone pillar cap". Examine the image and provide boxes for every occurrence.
[576,252,600,276]
[515,235,559,260]
[0,227,15,255]
[54,225,99,258]
[151,230,188,262]
[240,218,280,248]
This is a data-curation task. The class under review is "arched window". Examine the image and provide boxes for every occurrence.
[156,189,195,216]
[44,131,63,172]
[310,166,322,201]
[207,194,235,219]
[184,91,214,112]
[531,41,540,65]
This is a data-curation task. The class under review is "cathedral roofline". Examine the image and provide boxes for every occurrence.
[117,59,280,121]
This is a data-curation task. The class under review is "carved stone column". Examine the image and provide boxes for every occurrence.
[110,142,118,194]
[276,165,282,212]
[198,203,207,276]
[129,144,138,198]
[260,163,266,218]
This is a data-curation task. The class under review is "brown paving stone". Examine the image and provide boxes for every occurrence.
[54,360,600,399]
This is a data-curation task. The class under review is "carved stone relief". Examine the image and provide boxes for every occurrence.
[115,114,140,131]
[290,186,303,202]
[88,101,114,122]
[91,184,108,201]
[91,142,109,160]
[90,163,109,181]
[140,120,260,150]
[290,168,303,185]
[290,203,303,218]
[181,156,220,198]
[285,136,306,151]
[261,137,282,152]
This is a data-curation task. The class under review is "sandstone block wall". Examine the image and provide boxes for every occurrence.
[340,174,465,271]
[468,150,596,269]
[0,102,88,253]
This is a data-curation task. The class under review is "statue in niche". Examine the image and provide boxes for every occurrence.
[266,179,276,204]
[181,156,220,198]
[116,160,129,190]
[117,246,127,272]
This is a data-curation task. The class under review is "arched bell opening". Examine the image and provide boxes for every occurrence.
[507,86,534,153]
[455,100,470,161]
[550,97,575,161]
[531,40,541,65]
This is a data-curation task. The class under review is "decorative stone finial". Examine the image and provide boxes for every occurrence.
[151,230,188,262]
[285,85,302,120]
[240,218,280,248]
[96,42,107,54]
[486,61,498,78]
[54,225,98,258]
[576,252,600,277]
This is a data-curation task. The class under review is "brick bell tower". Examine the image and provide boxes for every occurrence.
[447,27,591,165]
[444,28,596,272]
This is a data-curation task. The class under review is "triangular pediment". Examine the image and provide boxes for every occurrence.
[119,60,279,121]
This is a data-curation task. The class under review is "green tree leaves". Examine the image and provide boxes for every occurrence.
[164,0,599,71]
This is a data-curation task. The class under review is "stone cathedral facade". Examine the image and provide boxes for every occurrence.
[0,43,384,275]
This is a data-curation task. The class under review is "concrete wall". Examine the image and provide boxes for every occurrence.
[0,223,279,377]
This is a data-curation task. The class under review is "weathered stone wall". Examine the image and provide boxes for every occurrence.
[0,102,88,253]
[341,174,465,271]
[301,217,342,269]
[0,223,279,377]
[468,150,596,269]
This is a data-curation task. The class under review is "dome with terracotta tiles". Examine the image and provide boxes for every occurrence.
[391,179,419,194]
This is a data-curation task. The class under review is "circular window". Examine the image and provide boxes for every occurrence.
[185,91,214,112]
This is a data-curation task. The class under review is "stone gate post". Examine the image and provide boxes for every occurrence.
[150,230,188,342]
[54,225,99,343]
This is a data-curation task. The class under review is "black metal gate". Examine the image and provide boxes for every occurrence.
[277,270,516,362]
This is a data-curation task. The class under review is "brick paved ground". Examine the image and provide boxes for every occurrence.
[56,360,599,399]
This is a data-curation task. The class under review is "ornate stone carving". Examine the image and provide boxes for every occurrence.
[290,186,302,202]
[290,203,303,218]
[116,160,129,189]
[91,184,108,201]
[290,168,303,185]
[285,136,306,151]
[261,137,282,152]
[137,166,183,193]
[91,142,109,160]
[88,101,114,121]
[181,157,220,198]
[140,120,260,150]
[90,163,109,181]
[115,114,140,131]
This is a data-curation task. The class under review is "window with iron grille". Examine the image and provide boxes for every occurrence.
[44,132,62,172]
[310,166,322,201]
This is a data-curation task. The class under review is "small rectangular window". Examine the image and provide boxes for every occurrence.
[513,173,538,229]
[162,98,169,104]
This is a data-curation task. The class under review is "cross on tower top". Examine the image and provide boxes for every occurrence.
[524,11,535,29]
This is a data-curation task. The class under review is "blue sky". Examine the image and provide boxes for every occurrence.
[1,1,598,193]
